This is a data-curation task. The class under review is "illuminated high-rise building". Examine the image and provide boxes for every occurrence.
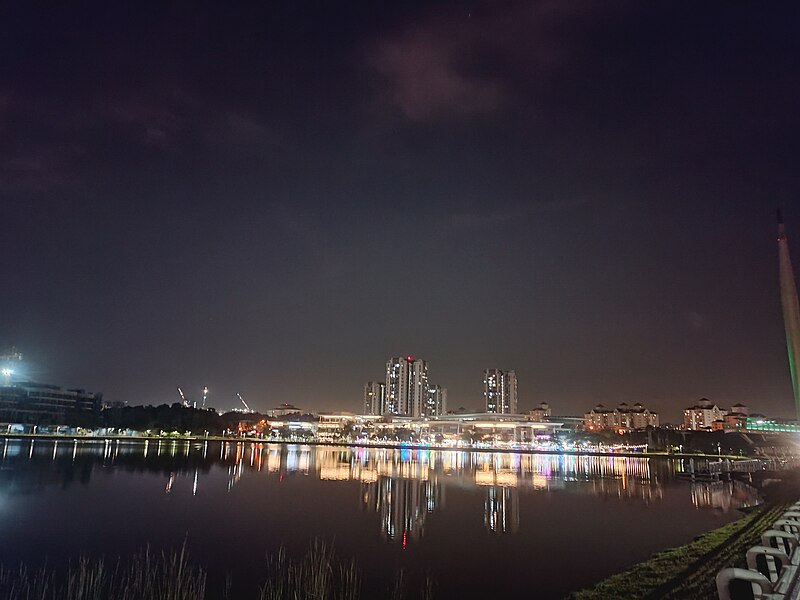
[484,369,518,414]
[425,384,447,417]
[385,356,428,416]
[364,381,385,415]
[778,211,800,421]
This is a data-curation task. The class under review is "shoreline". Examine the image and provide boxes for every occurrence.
[569,468,800,599]
[0,433,745,461]
[568,502,786,599]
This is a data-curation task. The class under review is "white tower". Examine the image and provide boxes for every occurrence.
[778,211,800,420]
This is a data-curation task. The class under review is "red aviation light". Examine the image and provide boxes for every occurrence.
[406,355,414,362]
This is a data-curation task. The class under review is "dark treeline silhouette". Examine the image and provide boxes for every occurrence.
[62,403,284,435]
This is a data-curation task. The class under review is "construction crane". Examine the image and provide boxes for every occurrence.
[237,393,251,412]
[177,387,189,408]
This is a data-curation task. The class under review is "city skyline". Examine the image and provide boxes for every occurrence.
[5,345,796,424]
[2,3,800,421]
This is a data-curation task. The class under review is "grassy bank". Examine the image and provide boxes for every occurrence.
[567,502,787,600]
[0,541,432,600]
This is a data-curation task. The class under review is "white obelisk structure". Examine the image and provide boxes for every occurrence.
[778,210,800,421]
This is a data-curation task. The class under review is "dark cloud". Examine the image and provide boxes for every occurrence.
[0,85,277,194]
[367,0,605,121]
[369,26,505,120]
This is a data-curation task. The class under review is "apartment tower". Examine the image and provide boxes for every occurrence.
[483,369,518,414]
[364,381,385,415]
[385,356,429,417]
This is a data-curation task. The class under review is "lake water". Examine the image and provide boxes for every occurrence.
[0,438,759,599]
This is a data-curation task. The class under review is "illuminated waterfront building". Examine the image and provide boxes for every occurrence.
[0,381,101,424]
[483,369,517,414]
[722,404,749,431]
[616,403,659,429]
[0,351,101,425]
[364,381,385,415]
[584,402,659,431]
[0,347,23,385]
[316,413,357,441]
[584,404,615,429]
[385,356,429,417]
[529,402,551,421]
[265,403,302,417]
[683,398,727,430]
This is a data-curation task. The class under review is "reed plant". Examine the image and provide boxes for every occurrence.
[0,540,433,600]
[259,540,361,600]
[0,542,206,600]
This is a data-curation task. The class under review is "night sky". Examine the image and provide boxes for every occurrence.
[2,1,800,421]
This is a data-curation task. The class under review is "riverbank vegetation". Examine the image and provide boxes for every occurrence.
[0,541,432,600]
[567,502,786,599]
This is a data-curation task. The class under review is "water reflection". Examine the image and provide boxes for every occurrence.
[361,477,442,545]
[0,438,760,544]
[691,480,760,511]
[485,487,518,533]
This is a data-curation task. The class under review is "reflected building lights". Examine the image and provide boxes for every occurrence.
[0,438,758,534]
[485,487,519,534]
[361,476,443,543]
[691,481,760,512]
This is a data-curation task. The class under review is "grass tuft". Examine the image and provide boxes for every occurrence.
[0,542,206,600]
[0,540,434,600]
